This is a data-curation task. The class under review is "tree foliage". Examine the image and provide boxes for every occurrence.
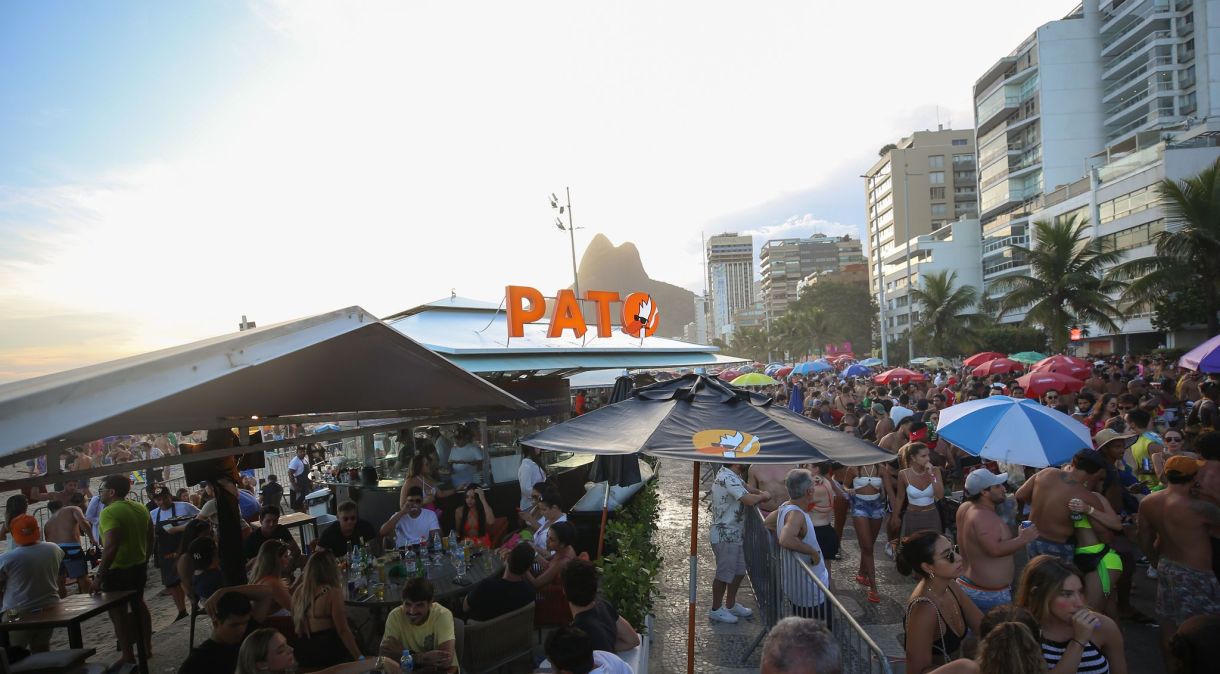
[1109,158,1220,338]
[971,325,1048,354]
[909,270,981,357]
[993,215,1127,352]
[791,282,879,354]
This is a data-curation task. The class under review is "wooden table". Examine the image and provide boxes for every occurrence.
[279,512,320,549]
[0,591,148,674]
[345,550,504,647]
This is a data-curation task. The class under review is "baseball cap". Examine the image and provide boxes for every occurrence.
[10,514,40,546]
[964,469,1009,496]
[1164,455,1204,479]
[154,486,173,499]
[1092,428,1136,449]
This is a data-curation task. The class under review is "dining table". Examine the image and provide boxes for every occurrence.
[343,546,505,649]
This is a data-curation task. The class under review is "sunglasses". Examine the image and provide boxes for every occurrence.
[1046,395,1059,400]
[940,544,960,563]
[1165,436,1183,442]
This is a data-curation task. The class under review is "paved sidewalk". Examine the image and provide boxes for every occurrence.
[648,459,1166,673]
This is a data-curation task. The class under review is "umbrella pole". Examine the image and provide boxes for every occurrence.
[687,461,699,674]
[597,480,610,560]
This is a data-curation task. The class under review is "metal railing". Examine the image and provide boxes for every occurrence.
[741,506,893,674]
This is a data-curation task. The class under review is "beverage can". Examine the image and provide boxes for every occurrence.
[1019,520,1033,529]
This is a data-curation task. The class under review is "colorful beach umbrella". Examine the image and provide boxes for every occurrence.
[1181,334,1220,373]
[730,373,780,387]
[1031,355,1091,380]
[774,366,794,379]
[873,367,927,385]
[936,395,1093,467]
[1015,371,1085,398]
[859,358,883,367]
[970,358,1025,377]
[717,369,741,382]
[843,364,870,378]
[1009,351,1047,365]
[964,352,1006,367]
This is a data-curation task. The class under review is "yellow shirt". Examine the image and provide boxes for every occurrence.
[99,500,150,569]
[384,603,457,670]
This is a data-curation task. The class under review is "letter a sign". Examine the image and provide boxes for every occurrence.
[505,285,659,340]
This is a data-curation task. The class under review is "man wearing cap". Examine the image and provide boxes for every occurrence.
[1137,455,1220,665]
[956,469,1039,612]
[0,515,63,652]
[151,485,200,621]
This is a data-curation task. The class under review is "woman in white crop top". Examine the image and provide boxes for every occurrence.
[891,442,944,538]
[844,461,892,604]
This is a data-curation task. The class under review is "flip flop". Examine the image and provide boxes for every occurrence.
[868,590,881,603]
[855,574,869,586]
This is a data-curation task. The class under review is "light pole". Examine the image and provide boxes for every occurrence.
[863,173,890,365]
[551,188,582,298]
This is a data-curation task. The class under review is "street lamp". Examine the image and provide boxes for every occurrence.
[901,162,919,362]
[550,187,582,299]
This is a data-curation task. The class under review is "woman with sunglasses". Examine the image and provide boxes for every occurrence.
[1152,429,1194,480]
[898,531,982,673]
[1087,395,1121,436]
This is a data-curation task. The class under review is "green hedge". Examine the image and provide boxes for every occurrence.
[597,479,661,631]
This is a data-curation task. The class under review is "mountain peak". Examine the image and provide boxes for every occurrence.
[573,233,695,338]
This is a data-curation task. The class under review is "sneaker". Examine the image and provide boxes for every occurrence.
[709,607,739,624]
[1146,566,1158,579]
[884,542,895,559]
[726,603,753,618]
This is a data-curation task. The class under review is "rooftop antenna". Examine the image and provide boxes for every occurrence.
[451,288,456,299]
[238,315,256,331]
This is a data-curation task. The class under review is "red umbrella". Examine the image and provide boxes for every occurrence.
[971,358,1025,377]
[1015,371,1085,398]
[1031,355,1092,379]
[873,367,927,385]
[964,352,1006,367]
[774,366,793,379]
[717,370,741,382]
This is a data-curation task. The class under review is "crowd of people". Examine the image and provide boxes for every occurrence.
[712,353,1220,674]
[0,423,645,674]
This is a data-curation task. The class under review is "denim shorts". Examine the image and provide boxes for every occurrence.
[850,495,884,520]
[956,577,1012,614]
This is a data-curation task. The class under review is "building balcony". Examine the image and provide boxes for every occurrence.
[1102,55,1175,102]
[1105,80,1175,124]
[1102,32,1177,82]
[1102,3,1173,58]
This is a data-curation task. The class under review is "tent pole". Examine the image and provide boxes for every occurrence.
[596,480,611,560]
[687,461,699,674]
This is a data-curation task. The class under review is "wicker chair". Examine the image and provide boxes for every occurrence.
[455,601,536,674]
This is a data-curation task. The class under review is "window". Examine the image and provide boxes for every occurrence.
[1099,185,1159,223]
[929,156,945,170]
[954,170,976,183]
[952,138,968,146]
[929,171,945,185]
[930,187,945,200]
[931,203,947,218]
[1098,219,1165,252]
[952,154,974,167]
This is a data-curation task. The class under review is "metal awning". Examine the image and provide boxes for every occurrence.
[0,306,530,459]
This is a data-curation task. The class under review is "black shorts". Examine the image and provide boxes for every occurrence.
[814,524,840,561]
[100,564,148,593]
[159,555,181,587]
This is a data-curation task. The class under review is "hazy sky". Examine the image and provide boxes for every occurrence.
[0,1,1074,382]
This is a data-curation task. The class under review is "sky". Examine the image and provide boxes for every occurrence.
[0,0,1076,382]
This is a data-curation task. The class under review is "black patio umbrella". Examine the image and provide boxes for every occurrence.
[587,375,642,559]
[522,374,892,674]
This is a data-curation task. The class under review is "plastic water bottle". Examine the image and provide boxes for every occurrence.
[404,547,417,574]
[400,648,414,672]
[447,530,458,554]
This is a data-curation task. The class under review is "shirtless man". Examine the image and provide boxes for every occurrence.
[70,449,94,497]
[877,416,913,454]
[1137,456,1220,666]
[872,403,894,442]
[1014,449,1108,563]
[43,496,98,594]
[956,469,1039,613]
[749,463,801,515]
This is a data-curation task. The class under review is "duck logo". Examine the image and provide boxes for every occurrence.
[622,293,659,339]
[692,429,761,459]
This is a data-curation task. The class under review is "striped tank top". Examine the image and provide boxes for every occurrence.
[1041,637,1109,673]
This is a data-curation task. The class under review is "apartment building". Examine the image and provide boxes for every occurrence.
[759,234,854,323]
[706,233,755,340]
[864,128,978,346]
[877,219,984,343]
[974,3,1107,315]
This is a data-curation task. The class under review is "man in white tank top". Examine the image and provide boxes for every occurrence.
[774,469,831,623]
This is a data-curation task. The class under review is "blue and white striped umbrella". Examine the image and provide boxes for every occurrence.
[859,358,883,367]
[935,395,1093,468]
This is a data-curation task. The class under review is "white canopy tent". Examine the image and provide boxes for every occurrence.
[0,306,530,463]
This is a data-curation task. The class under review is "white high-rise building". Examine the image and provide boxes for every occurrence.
[706,233,754,338]
[974,2,1107,315]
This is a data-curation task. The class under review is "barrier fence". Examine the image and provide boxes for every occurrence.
[742,505,893,674]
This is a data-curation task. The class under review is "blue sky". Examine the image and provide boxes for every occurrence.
[0,1,1070,381]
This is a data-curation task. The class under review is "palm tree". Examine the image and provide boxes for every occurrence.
[729,326,770,363]
[909,270,980,357]
[1109,158,1220,337]
[774,307,834,360]
[993,215,1127,352]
